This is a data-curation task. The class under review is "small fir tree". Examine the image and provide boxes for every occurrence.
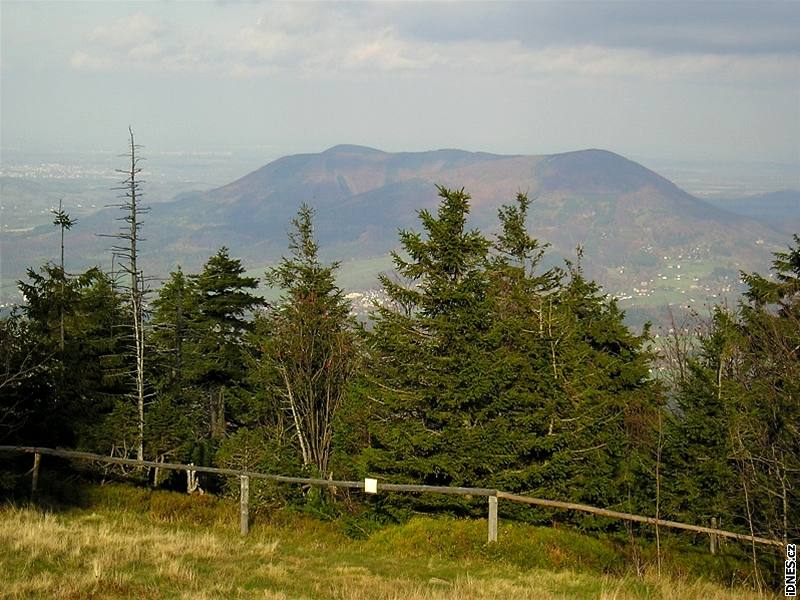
[257,204,358,477]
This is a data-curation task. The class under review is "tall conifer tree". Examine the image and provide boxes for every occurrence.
[192,248,262,440]
[364,186,496,502]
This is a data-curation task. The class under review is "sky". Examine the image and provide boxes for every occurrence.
[1,1,799,167]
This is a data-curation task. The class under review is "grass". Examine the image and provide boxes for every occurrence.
[0,484,779,599]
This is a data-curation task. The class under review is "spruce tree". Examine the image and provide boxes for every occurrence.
[192,248,262,440]
[363,187,661,521]
[488,217,660,518]
[16,266,129,449]
[364,186,496,504]
[663,308,738,526]
[547,266,661,516]
[732,237,799,545]
[148,268,205,464]
[666,236,800,547]
[151,269,199,398]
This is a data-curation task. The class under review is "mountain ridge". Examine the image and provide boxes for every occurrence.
[1,146,791,312]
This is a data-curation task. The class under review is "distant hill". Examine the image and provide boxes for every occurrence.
[1,145,792,316]
[152,144,782,264]
[703,190,800,233]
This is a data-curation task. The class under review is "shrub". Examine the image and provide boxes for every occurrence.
[215,427,303,511]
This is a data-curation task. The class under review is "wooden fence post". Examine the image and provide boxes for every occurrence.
[710,517,718,555]
[488,494,498,543]
[31,452,41,500]
[153,456,161,488]
[240,475,250,535]
[187,463,201,494]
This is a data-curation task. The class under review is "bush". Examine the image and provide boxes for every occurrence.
[215,427,303,511]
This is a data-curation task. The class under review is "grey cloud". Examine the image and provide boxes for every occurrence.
[65,2,799,86]
[369,1,800,56]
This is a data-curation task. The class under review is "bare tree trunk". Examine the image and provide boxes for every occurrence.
[780,468,789,546]
[51,198,75,353]
[547,298,558,379]
[280,367,311,467]
[153,455,162,488]
[741,469,762,593]
[732,424,763,593]
[655,411,663,578]
[210,386,226,438]
[59,216,65,351]
[126,129,146,463]
[174,280,183,394]
[133,285,145,461]
[103,126,149,462]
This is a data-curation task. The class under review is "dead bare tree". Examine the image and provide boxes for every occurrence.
[656,305,703,394]
[654,410,663,578]
[102,127,150,461]
[731,424,764,593]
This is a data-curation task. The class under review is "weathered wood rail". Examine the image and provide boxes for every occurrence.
[495,492,783,548]
[0,445,784,549]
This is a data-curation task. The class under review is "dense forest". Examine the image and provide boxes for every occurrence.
[1,142,797,588]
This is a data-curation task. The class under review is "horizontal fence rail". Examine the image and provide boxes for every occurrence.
[496,492,783,547]
[0,445,784,548]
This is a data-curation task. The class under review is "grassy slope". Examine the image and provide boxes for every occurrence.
[0,484,775,600]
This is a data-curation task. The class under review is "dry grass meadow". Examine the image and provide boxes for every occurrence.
[0,484,781,600]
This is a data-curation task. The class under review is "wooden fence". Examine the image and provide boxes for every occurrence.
[0,445,784,549]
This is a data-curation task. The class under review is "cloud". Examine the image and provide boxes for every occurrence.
[344,35,429,72]
[71,12,174,72]
[461,42,800,83]
[89,12,165,50]
[229,5,429,74]
[67,3,799,85]
[69,50,112,71]
[379,2,800,56]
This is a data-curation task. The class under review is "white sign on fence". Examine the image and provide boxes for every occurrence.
[364,478,378,494]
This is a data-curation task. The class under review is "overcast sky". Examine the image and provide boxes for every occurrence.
[2,1,799,165]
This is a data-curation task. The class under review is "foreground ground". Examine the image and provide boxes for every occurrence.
[0,485,777,599]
